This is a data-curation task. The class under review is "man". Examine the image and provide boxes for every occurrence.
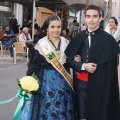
[69,19,77,39]
[9,15,19,34]
[2,25,15,57]
[0,25,8,41]
[65,4,120,120]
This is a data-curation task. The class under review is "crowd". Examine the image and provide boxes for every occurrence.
[0,15,42,57]
[0,3,120,120]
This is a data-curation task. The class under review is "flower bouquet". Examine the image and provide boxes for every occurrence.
[0,73,40,120]
[17,73,40,94]
[14,73,40,120]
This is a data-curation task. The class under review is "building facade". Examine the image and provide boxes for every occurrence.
[0,2,12,27]
[0,2,24,28]
[0,0,105,29]
[104,0,120,28]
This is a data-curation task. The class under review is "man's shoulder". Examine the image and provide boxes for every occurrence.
[71,30,87,43]
[98,28,115,39]
[76,30,86,37]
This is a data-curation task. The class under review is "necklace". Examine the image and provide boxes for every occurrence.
[110,28,117,36]
[47,36,61,59]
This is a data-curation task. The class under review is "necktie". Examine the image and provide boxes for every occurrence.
[86,31,95,48]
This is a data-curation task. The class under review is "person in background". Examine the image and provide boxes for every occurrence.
[2,25,15,57]
[27,19,32,28]
[69,19,77,38]
[105,17,120,45]
[81,23,86,31]
[65,4,120,120]
[61,28,71,41]
[18,15,75,120]
[74,22,80,36]
[9,15,19,41]
[34,19,39,30]
[19,27,32,47]
[0,25,8,41]
[9,15,19,34]
[19,27,23,34]
[105,16,120,88]
[70,22,80,39]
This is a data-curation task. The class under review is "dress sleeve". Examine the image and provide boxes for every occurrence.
[26,49,41,76]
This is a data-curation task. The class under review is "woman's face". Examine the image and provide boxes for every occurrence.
[47,20,61,39]
[109,19,116,29]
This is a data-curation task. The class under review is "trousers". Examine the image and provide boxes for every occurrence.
[75,78,88,119]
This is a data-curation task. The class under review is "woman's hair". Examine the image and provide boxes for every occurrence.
[109,17,118,26]
[84,4,102,17]
[42,15,61,34]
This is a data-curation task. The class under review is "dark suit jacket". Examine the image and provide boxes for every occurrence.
[65,28,120,120]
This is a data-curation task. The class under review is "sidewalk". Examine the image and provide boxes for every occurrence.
[0,54,28,64]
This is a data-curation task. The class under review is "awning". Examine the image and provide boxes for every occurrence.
[2,0,104,9]
[62,0,88,6]
[1,0,104,40]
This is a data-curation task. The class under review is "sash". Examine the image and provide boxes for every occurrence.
[35,38,74,91]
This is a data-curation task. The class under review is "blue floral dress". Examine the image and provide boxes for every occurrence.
[18,37,75,120]
[18,68,75,120]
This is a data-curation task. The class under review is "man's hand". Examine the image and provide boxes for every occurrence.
[4,34,7,36]
[84,63,97,73]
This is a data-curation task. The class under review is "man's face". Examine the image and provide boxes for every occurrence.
[85,9,102,31]
[6,26,10,31]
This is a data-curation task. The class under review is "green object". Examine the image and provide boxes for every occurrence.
[0,89,29,120]
[0,92,18,104]
[0,73,40,120]
[12,89,29,120]
[47,52,56,60]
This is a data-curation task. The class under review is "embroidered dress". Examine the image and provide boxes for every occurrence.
[18,36,75,120]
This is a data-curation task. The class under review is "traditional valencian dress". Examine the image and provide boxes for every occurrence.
[18,36,75,120]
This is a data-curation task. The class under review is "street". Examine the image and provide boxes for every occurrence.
[0,63,27,120]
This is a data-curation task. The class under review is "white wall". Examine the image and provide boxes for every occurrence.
[13,3,23,27]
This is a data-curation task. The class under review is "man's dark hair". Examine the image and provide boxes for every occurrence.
[5,25,10,28]
[73,20,77,23]
[109,17,118,26]
[84,4,102,17]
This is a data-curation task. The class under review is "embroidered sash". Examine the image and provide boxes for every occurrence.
[35,38,74,91]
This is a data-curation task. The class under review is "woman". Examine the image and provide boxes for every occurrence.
[105,17,120,44]
[105,17,120,88]
[18,15,75,120]
[19,27,32,46]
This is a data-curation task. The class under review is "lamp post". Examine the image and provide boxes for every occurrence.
[32,0,38,41]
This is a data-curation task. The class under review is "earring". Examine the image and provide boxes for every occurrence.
[47,31,49,35]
